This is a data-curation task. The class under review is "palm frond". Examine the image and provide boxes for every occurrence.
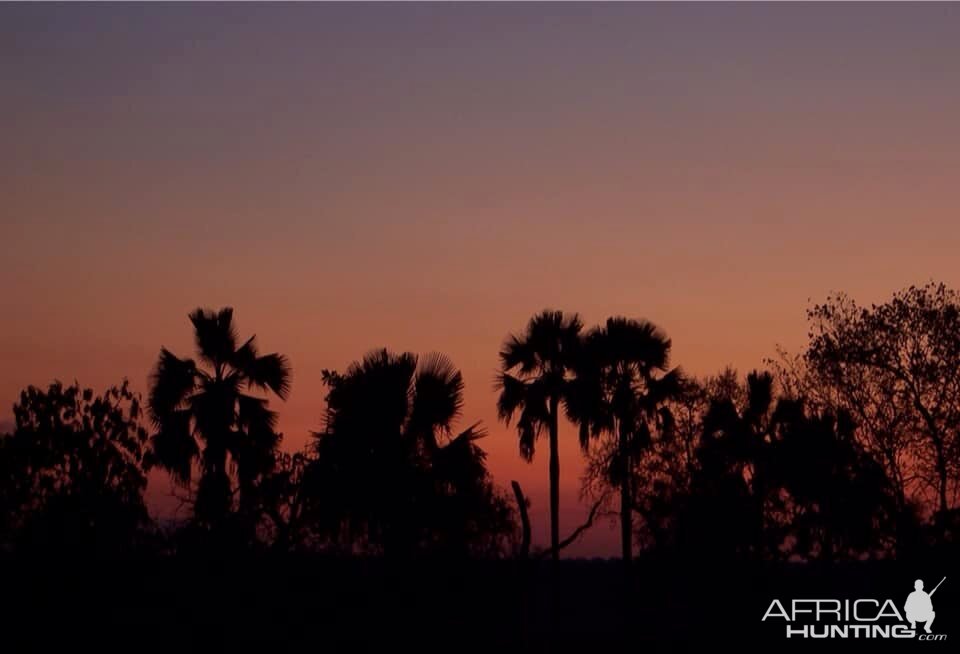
[499,333,536,373]
[601,316,672,371]
[517,410,540,462]
[564,358,611,449]
[189,307,238,367]
[450,421,488,443]
[432,421,490,489]
[231,394,281,481]
[230,335,259,372]
[410,352,464,437]
[500,309,583,375]
[147,409,197,485]
[236,393,279,433]
[148,348,197,425]
[494,373,527,423]
[245,353,292,400]
[639,367,685,415]
[498,374,550,460]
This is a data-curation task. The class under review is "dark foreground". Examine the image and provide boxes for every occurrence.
[2,553,957,653]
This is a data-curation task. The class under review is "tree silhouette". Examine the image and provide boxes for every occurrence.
[147,307,291,541]
[496,310,583,561]
[766,401,898,560]
[772,346,914,518]
[0,381,151,554]
[676,371,783,558]
[805,283,960,534]
[309,349,515,557]
[570,317,682,561]
[257,449,313,552]
[3,287,952,565]
[623,368,757,553]
[606,373,708,552]
[674,371,900,560]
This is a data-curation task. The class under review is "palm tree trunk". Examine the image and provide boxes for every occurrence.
[549,395,560,562]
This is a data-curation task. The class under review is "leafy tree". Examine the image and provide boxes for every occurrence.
[496,310,583,561]
[805,283,960,530]
[0,381,151,554]
[147,307,291,542]
[309,350,515,557]
[570,317,682,561]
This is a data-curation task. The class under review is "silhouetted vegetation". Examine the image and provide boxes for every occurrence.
[496,310,583,561]
[303,349,516,557]
[2,287,960,561]
[795,282,960,542]
[673,372,898,560]
[0,381,151,554]
[569,317,683,561]
[147,307,291,550]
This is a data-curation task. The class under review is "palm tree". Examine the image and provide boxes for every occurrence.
[496,310,583,561]
[147,307,291,531]
[572,317,682,562]
[311,349,512,556]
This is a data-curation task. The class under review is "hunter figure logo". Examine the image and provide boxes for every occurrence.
[905,577,945,634]
[762,576,947,641]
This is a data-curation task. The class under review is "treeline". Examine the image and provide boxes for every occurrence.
[1,283,959,560]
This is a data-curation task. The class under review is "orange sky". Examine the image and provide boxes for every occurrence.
[3,3,960,555]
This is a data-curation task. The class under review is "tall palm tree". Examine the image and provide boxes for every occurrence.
[147,307,291,530]
[496,310,583,561]
[572,317,682,562]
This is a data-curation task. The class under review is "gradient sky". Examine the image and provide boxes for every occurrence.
[3,3,960,556]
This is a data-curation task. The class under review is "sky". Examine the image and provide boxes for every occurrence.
[2,3,960,556]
